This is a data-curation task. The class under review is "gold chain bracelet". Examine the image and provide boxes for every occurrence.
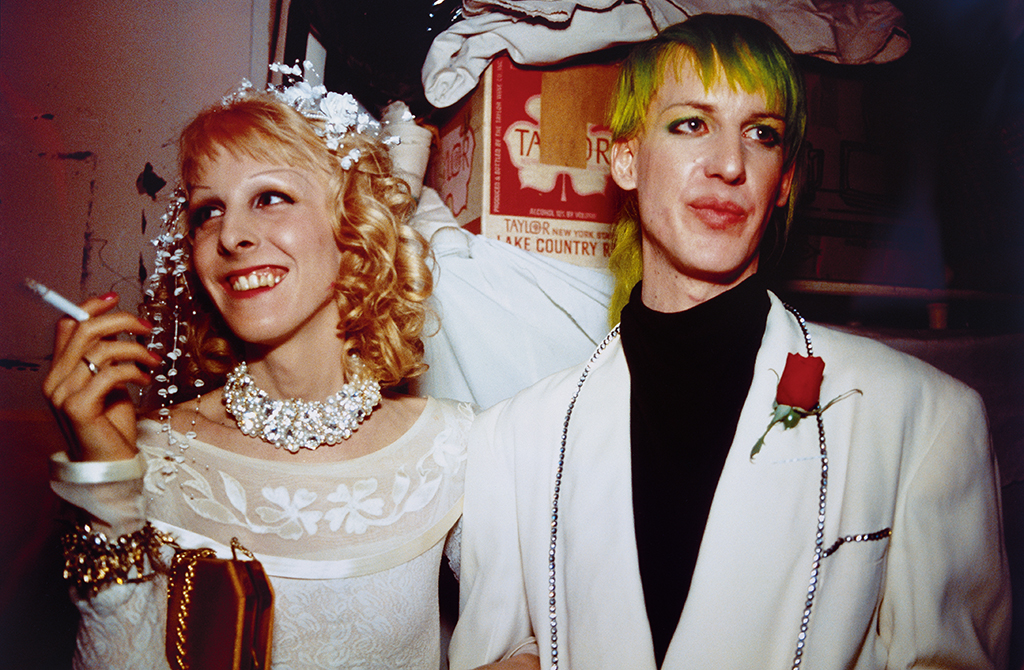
[61,521,178,597]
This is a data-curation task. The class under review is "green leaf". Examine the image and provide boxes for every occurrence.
[781,409,802,429]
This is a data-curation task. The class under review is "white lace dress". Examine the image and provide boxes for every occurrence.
[52,397,473,670]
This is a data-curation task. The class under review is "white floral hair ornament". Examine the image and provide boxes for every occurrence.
[222,60,399,162]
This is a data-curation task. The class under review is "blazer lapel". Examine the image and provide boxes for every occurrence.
[559,338,659,670]
[664,293,827,669]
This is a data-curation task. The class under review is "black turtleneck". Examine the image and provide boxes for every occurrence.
[619,276,769,667]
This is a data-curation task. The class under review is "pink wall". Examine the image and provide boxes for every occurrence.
[0,0,269,662]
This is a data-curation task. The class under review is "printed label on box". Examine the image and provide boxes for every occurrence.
[429,55,622,268]
[436,122,476,219]
[483,58,618,267]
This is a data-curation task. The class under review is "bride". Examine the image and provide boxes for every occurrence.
[43,69,471,669]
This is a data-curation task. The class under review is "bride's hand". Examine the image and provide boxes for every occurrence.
[42,292,161,462]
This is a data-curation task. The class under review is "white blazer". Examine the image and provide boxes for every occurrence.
[451,292,1010,670]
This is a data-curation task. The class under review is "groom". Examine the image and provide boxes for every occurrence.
[450,13,1009,670]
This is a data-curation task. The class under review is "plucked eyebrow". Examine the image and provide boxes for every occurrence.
[249,167,312,181]
[748,111,785,125]
[189,167,316,195]
[661,101,785,125]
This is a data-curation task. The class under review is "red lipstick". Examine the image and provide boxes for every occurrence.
[688,197,748,229]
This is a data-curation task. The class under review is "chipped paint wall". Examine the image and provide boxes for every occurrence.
[0,0,271,662]
[2,0,268,415]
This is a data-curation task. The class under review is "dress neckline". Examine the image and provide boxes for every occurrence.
[138,396,439,471]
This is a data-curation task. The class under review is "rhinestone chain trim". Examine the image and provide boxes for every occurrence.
[820,528,892,559]
[547,325,619,670]
[785,304,826,669]
[546,306,830,670]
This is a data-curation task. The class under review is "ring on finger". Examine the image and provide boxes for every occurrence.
[82,357,100,376]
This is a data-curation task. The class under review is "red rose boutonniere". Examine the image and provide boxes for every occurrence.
[775,352,825,410]
[750,353,861,460]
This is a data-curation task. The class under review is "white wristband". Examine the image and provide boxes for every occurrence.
[49,451,146,484]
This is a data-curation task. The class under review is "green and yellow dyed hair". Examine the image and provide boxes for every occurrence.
[606,14,807,323]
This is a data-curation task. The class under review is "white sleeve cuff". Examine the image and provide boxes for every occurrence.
[502,637,540,661]
[49,452,146,484]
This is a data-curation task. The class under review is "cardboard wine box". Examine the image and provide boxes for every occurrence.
[428,55,622,268]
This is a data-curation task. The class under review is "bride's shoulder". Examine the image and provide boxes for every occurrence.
[385,392,429,414]
[382,393,474,427]
[377,392,429,436]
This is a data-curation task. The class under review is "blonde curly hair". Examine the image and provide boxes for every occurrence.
[143,91,431,398]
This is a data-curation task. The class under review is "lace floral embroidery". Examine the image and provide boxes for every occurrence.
[324,480,385,533]
[140,402,470,541]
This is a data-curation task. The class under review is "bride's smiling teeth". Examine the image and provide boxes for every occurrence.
[230,271,284,291]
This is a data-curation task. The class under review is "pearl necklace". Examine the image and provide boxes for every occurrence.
[222,361,382,452]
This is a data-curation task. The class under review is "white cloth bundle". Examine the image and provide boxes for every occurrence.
[422,0,910,108]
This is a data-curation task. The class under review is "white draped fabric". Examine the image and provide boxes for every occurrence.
[422,0,911,108]
[412,187,614,409]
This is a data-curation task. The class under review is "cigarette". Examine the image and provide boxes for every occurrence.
[24,278,91,321]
